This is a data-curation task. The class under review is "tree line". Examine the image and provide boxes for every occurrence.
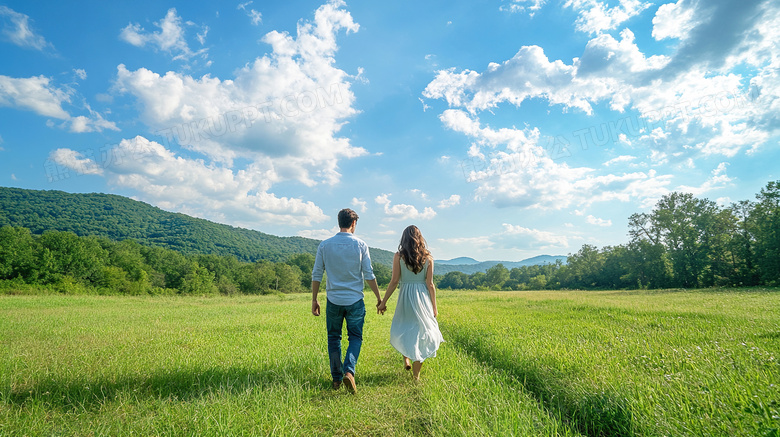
[438,181,780,290]
[1,181,778,294]
[0,228,311,295]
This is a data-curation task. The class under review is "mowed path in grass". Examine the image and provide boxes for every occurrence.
[1,289,778,436]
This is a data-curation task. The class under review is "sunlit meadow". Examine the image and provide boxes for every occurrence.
[1,289,778,436]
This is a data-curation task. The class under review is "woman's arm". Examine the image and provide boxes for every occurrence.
[378,253,402,313]
[425,256,438,317]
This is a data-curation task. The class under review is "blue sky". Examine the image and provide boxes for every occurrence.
[1,0,778,261]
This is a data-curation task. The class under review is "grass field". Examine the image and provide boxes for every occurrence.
[1,289,779,436]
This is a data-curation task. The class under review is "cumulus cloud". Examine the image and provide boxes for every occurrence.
[603,155,636,166]
[375,194,436,221]
[351,197,367,213]
[0,75,71,119]
[652,0,697,41]
[113,0,363,186]
[565,0,652,35]
[495,223,569,250]
[0,74,118,132]
[298,225,340,240]
[49,149,103,175]
[586,215,612,226]
[120,8,208,61]
[0,6,51,50]
[51,136,327,227]
[440,110,672,209]
[438,194,461,208]
[424,0,780,165]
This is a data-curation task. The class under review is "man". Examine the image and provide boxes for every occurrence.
[311,208,382,394]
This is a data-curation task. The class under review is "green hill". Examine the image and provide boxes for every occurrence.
[0,187,394,265]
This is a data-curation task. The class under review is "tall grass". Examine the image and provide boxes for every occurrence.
[1,289,778,436]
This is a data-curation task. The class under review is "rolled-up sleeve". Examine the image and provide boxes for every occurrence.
[360,242,375,281]
[311,244,325,282]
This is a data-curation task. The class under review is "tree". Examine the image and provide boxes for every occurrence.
[439,271,468,289]
[621,240,671,289]
[274,263,302,293]
[371,262,392,286]
[36,231,107,285]
[287,253,315,288]
[485,264,510,289]
[566,244,605,288]
[752,181,780,284]
[0,226,37,281]
[634,192,722,288]
[180,263,218,295]
[728,200,759,285]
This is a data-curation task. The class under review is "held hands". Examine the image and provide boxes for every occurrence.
[376,299,387,315]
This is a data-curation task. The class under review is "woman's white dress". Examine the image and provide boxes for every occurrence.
[389,260,444,362]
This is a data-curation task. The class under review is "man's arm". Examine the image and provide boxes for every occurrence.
[311,244,325,317]
[359,243,381,309]
[365,278,381,310]
[311,280,321,316]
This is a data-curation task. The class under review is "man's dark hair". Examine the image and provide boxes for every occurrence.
[338,208,359,229]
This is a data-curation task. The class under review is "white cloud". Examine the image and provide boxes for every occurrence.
[410,189,429,200]
[438,194,461,208]
[603,155,636,166]
[586,215,612,226]
[51,136,327,227]
[0,6,51,50]
[119,8,208,61]
[298,225,340,240]
[351,197,367,213]
[500,0,547,16]
[49,148,103,175]
[73,69,87,80]
[440,111,672,209]
[0,75,70,119]
[238,2,263,26]
[197,26,209,45]
[495,223,569,250]
[652,0,696,41]
[675,162,733,196]
[114,0,362,186]
[565,0,652,35]
[68,104,119,133]
[0,74,117,132]
[375,194,436,221]
[425,0,780,160]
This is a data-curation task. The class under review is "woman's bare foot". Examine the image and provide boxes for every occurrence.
[412,361,422,380]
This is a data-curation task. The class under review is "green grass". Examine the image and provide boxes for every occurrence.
[1,289,779,436]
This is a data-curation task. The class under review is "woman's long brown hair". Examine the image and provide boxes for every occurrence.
[398,225,431,274]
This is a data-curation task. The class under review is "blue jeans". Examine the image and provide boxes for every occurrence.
[326,299,366,381]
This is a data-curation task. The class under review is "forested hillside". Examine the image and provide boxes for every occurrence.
[0,187,393,265]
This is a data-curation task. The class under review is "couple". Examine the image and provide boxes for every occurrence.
[311,208,444,394]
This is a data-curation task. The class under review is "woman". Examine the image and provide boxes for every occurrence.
[378,225,444,380]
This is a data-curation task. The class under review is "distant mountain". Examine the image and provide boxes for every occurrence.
[0,187,395,266]
[436,256,480,265]
[435,255,567,275]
